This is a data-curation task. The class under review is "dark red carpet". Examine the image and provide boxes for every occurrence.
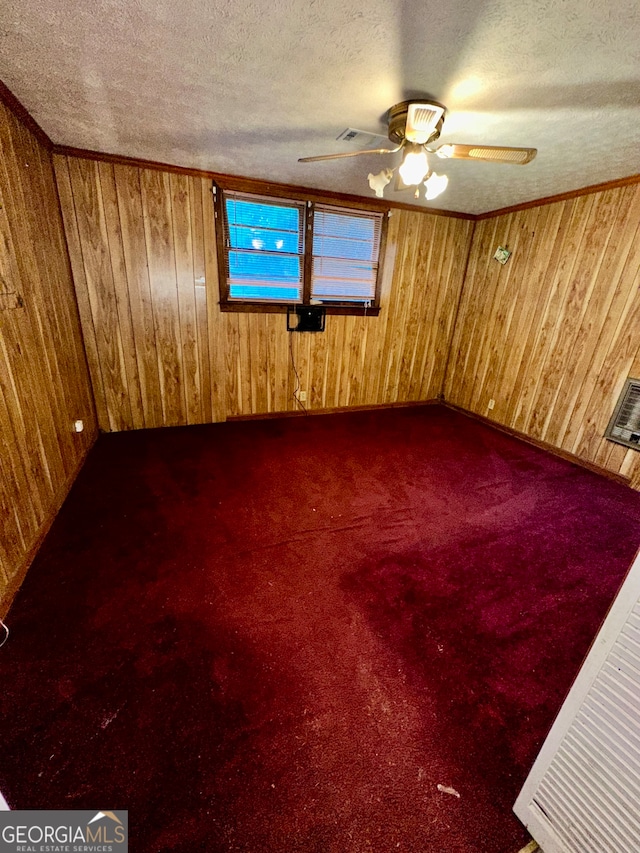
[1,405,639,852]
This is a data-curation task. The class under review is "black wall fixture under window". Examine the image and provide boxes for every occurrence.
[213,182,388,316]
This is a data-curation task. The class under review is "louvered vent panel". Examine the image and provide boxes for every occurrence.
[406,104,445,140]
[530,598,640,853]
[605,378,640,450]
[412,107,440,129]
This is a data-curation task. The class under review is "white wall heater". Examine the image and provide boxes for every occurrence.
[514,548,640,853]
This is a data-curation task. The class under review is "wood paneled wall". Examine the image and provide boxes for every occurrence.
[446,185,640,488]
[53,154,474,429]
[0,102,97,612]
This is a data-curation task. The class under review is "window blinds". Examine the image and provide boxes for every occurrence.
[311,206,384,304]
[223,192,305,302]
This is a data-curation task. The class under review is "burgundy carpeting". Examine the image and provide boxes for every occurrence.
[2,405,640,852]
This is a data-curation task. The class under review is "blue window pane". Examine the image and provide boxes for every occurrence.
[225,196,304,302]
[226,200,300,233]
[230,285,300,301]
[228,251,301,284]
[228,224,300,254]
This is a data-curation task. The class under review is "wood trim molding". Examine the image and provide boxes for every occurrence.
[227,398,442,421]
[216,301,381,316]
[475,173,640,220]
[213,174,389,213]
[4,76,639,221]
[51,146,640,222]
[230,400,632,489]
[444,403,631,487]
[0,79,53,150]
[53,144,475,220]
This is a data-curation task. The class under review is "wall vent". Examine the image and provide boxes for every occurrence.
[605,378,640,450]
[335,128,392,150]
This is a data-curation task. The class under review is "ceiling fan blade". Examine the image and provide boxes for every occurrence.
[299,146,400,163]
[435,144,537,164]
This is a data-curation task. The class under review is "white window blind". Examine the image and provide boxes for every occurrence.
[223,192,305,302]
[311,206,383,304]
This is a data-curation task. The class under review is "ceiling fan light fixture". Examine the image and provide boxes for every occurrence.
[435,144,455,159]
[367,168,393,198]
[398,144,430,186]
[423,172,448,200]
[298,99,535,203]
[405,102,446,144]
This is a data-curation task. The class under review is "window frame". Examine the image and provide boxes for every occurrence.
[213,181,389,316]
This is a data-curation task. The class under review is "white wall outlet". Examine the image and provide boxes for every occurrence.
[298,390,307,402]
[487,399,495,410]
[74,419,84,432]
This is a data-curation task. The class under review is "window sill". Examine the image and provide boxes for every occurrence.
[219,302,380,317]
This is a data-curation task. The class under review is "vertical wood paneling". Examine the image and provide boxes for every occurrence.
[170,173,201,424]
[274,315,290,412]
[51,151,640,488]
[447,184,640,485]
[237,312,253,413]
[55,155,473,432]
[364,210,400,404]
[6,112,638,611]
[98,162,146,430]
[68,157,133,431]
[202,179,226,422]
[140,169,186,427]
[547,187,640,449]
[112,164,164,428]
[189,177,212,422]
[0,101,96,612]
[54,156,110,430]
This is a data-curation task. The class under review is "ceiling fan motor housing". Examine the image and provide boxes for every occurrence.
[387,99,446,145]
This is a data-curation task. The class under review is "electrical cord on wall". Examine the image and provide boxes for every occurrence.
[289,334,308,414]
[0,618,8,649]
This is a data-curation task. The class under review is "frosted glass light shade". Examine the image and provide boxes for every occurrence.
[398,147,429,185]
[424,172,449,200]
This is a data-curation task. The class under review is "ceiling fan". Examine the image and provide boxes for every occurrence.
[299,100,537,201]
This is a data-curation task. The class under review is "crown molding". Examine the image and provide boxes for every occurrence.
[2,77,640,221]
[0,79,53,150]
[475,172,640,219]
[52,144,474,219]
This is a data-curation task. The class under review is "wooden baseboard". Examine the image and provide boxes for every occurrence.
[1,399,629,619]
[227,398,442,422]
[230,400,632,488]
[444,403,630,487]
[0,437,96,619]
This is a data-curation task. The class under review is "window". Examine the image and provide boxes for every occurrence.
[214,184,387,315]
[224,194,305,303]
[311,206,384,305]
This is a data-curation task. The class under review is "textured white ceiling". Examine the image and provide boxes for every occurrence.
[1,0,639,214]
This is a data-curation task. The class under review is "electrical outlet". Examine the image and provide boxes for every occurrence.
[74,419,84,432]
[487,399,495,410]
[298,390,307,402]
